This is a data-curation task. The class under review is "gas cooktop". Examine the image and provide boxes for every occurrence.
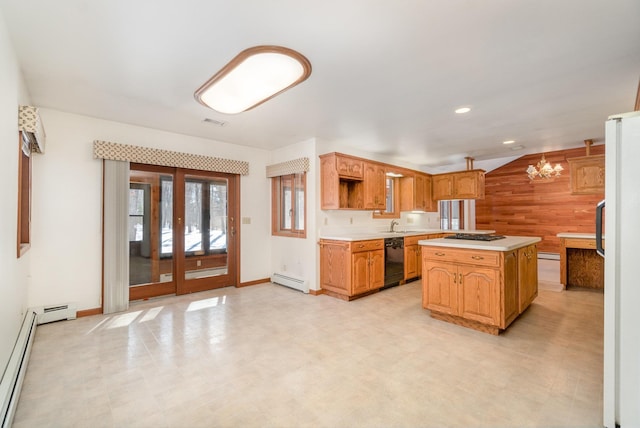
[444,233,507,241]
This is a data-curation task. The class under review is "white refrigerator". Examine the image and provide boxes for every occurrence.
[602,110,640,427]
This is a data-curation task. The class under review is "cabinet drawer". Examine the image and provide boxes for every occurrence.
[404,235,429,246]
[350,239,384,252]
[423,247,500,267]
[563,238,598,249]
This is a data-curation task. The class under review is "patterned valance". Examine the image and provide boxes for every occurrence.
[18,105,46,153]
[93,140,249,175]
[266,157,309,177]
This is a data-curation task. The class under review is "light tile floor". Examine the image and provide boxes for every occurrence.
[13,270,603,428]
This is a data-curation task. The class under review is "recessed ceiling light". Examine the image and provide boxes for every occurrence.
[503,140,515,145]
[195,45,312,114]
[455,107,471,114]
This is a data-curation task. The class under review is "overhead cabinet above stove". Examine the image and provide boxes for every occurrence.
[432,170,485,200]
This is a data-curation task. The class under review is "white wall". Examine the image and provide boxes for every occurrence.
[0,10,31,377]
[269,139,319,289]
[29,109,272,311]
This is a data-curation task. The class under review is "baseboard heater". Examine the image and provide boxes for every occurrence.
[1,303,76,427]
[538,252,560,261]
[270,273,309,294]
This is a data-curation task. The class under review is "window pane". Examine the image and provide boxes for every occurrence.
[385,177,393,213]
[161,178,173,255]
[451,202,461,230]
[294,174,304,230]
[129,188,144,215]
[440,201,449,229]
[209,180,228,252]
[281,176,292,230]
[185,181,203,253]
[129,171,173,286]
[271,173,306,238]
[129,216,143,241]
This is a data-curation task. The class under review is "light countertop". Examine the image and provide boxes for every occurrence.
[557,233,601,239]
[319,229,495,242]
[418,235,541,251]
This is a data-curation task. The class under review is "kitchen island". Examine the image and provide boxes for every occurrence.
[419,235,541,335]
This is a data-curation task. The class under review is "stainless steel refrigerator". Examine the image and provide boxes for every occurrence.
[601,110,640,427]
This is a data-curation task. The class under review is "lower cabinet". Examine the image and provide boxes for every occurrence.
[319,239,384,300]
[518,244,538,312]
[404,234,445,281]
[422,245,537,335]
[423,261,498,326]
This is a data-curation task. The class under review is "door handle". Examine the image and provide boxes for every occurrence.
[596,199,605,257]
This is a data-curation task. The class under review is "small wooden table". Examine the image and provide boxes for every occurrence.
[557,233,604,289]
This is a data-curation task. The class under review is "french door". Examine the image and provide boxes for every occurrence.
[128,164,238,300]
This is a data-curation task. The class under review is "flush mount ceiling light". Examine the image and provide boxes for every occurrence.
[194,45,312,114]
[455,107,471,114]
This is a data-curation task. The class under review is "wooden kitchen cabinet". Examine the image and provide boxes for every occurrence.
[318,240,350,294]
[422,243,533,335]
[400,173,436,212]
[518,244,538,312]
[319,239,384,300]
[432,170,485,200]
[422,248,500,328]
[363,162,387,210]
[320,153,364,209]
[567,155,605,195]
[335,155,364,179]
[404,234,440,281]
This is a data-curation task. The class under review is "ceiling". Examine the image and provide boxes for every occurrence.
[1,0,639,168]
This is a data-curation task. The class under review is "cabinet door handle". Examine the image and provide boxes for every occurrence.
[453,273,457,284]
[359,244,365,248]
[459,273,463,284]
[435,252,446,256]
[471,255,484,260]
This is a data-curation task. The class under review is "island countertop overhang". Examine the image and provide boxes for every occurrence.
[419,236,541,252]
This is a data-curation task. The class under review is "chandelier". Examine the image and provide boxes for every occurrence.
[526,154,563,180]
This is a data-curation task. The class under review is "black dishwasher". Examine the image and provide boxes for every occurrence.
[383,237,404,288]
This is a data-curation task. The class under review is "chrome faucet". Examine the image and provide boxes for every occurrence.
[390,219,399,232]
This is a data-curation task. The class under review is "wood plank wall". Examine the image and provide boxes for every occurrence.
[475,145,605,254]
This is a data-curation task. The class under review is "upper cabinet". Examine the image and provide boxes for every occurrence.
[320,152,483,210]
[336,155,364,179]
[320,153,364,209]
[400,173,436,212]
[363,162,386,210]
[567,155,605,195]
[432,170,485,200]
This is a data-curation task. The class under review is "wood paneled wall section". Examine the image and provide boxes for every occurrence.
[475,145,605,254]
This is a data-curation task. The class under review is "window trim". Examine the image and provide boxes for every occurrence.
[271,172,307,238]
[373,176,400,219]
[439,200,465,230]
[17,131,32,257]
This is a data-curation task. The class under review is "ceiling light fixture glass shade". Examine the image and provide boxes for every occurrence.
[195,45,312,114]
[526,154,563,180]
